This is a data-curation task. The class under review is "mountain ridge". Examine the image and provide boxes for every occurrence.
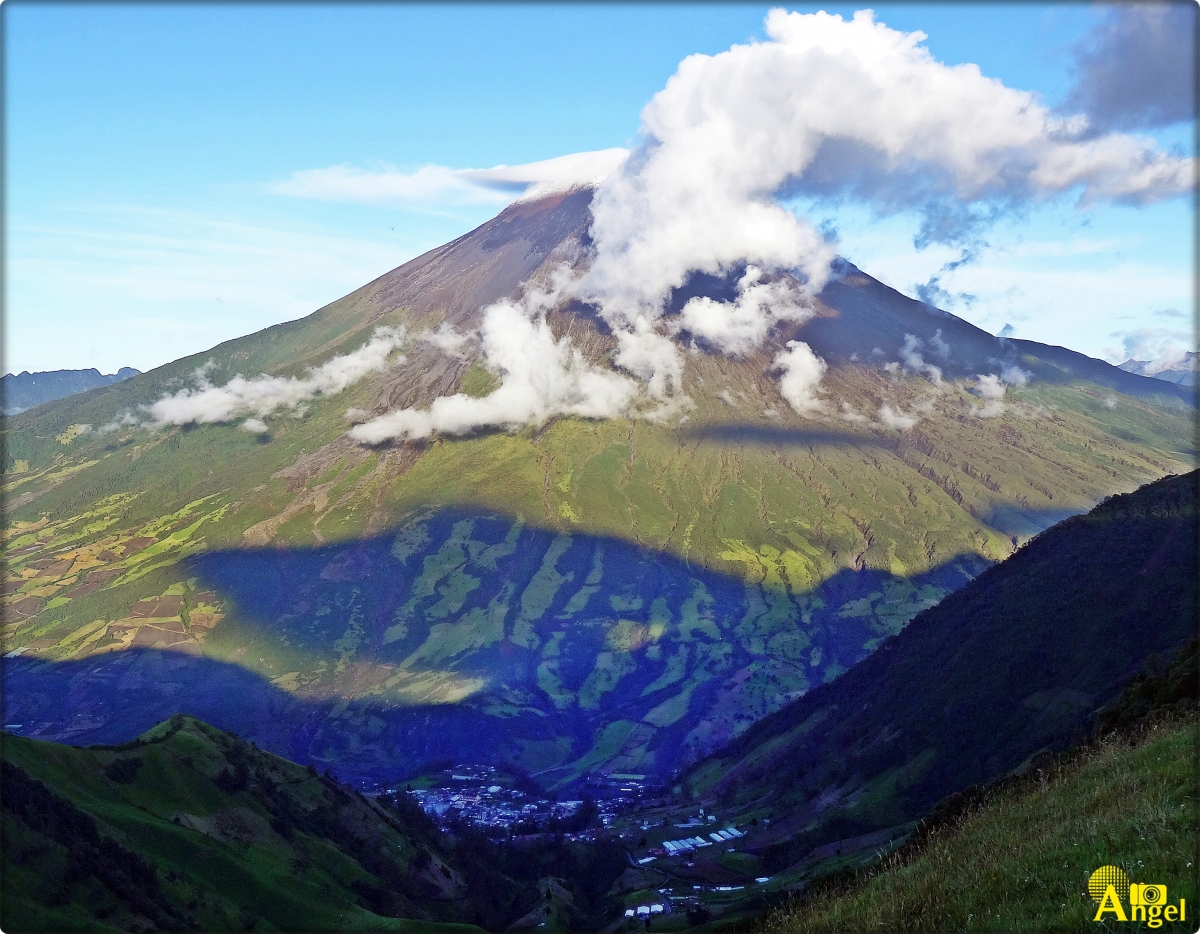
[1119,351,1198,387]
[682,469,1198,870]
[1,713,484,932]
[2,191,1194,788]
[2,367,140,416]
[3,191,1189,428]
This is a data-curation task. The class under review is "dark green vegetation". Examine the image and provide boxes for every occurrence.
[685,470,1198,875]
[1,715,480,932]
[2,191,1194,785]
[2,367,140,416]
[0,714,632,933]
[756,635,1199,933]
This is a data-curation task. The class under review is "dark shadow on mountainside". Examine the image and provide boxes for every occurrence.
[686,471,1198,869]
[3,509,989,789]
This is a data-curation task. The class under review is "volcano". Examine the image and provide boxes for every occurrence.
[2,190,1193,788]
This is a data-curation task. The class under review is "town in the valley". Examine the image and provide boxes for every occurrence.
[358,764,778,925]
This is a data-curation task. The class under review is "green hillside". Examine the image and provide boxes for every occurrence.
[2,192,1194,783]
[1,715,483,932]
[760,716,1198,933]
[683,470,1197,871]
[758,638,1199,933]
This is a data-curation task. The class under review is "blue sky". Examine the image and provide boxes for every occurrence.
[5,2,1195,375]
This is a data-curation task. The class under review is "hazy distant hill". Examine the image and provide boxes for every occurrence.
[1119,352,1197,387]
[2,367,140,415]
[685,470,1197,870]
[1,191,1194,788]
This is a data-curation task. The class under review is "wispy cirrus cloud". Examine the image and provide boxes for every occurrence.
[6,204,410,374]
[270,148,629,208]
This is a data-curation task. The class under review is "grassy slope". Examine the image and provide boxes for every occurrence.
[2,355,1193,783]
[761,717,1198,933]
[683,470,1197,867]
[0,716,481,933]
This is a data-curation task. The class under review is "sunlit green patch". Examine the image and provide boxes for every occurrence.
[577,651,637,710]
[642,645,689,696]
[512,533,574,648]
[642,681,699,728]
[402,603,505,670]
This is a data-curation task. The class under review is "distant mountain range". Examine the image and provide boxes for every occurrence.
[2,367,140,415]
[2,190,1194,790]
[1119,351,1197,387]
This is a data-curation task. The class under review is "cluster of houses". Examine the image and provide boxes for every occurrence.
[652,825,744,857]
[409,784,585,829]
[387,765,584,830]
[623,902,669,919]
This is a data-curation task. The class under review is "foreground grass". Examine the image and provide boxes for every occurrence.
[763,717,1198,933]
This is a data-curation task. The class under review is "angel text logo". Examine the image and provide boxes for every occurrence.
[1089,865,1186,927]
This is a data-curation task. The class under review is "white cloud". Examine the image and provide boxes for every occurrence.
[614,324,685,400]
[419,323,474,358]
[970,374,1007,418]
[347,302,638,444]
[1000,364,1030,387]
[145,326,406,427]
[773,340,828,415]
[898,334,944,385]
[271,8,1191,432]
[557,8,1190,402]
[155,7,1192,443]
[878,404,918,431]
[1105,326,1195,374]
[974,400,1006,419]
[270,149,629,208]
[579,8,1190,333]
[839,401,870,424]
[974,374,1007,401]
[675,266,813,357]
[640,395,696,426]
[927,329,950,359]
[967,365,1029,418]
